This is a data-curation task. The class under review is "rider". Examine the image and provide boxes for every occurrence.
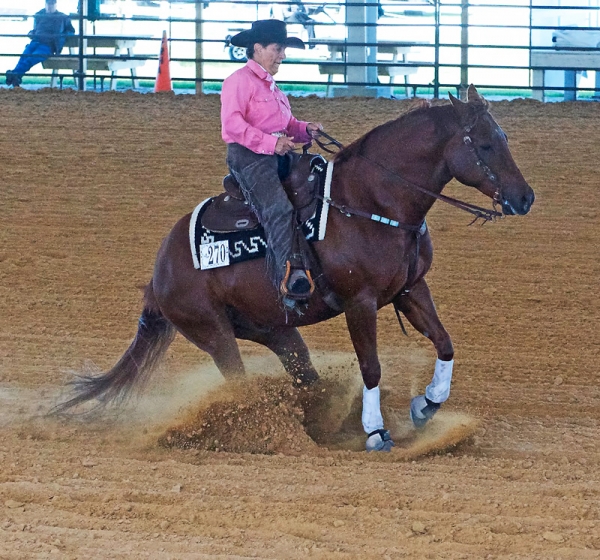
[220,19,323,305]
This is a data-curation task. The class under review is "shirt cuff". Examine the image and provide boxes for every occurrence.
[296,121,312,143]
[258,134,279,155]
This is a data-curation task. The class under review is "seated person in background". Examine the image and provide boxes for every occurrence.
[270,1,316,45]
[6,0,75,87]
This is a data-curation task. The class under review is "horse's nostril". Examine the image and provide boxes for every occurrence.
[527,191,535,206]
[520,191,534,214]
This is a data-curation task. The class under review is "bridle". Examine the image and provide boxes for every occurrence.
[313,126,503,225]
[461,118,504,215]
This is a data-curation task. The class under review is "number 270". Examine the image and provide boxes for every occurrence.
[206,243,227,265]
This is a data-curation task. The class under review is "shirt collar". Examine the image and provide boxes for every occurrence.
[246,59,276,90]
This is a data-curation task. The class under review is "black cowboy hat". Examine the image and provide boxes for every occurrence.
[230,19,305,50]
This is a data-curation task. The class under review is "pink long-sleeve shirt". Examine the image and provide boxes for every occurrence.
[221,59,311,155]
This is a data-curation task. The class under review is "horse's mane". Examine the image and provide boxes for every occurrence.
[333,104,435,165]
[334,98,489,165]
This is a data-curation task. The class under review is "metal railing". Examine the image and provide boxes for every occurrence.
[1,0,599,100]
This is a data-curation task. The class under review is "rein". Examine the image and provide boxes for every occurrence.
[313,130,503,224]
[323,193,425,233]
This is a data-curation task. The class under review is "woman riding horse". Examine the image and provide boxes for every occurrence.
[221,19,323,306]
[56,86,535,453]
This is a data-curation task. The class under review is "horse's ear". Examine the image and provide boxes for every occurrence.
[449,91,470,122]
[467,84,483,102]
[448,91,463,110]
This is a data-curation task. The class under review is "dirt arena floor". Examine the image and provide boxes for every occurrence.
[1,88,599,559]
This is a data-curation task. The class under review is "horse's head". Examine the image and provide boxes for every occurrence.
[445,85,535,216]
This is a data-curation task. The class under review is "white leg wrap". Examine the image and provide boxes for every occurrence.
[362,385,384,434]
[425,358,454,404]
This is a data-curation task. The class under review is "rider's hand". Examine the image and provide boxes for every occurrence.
[274,135,296,155]
[306,122,324,138]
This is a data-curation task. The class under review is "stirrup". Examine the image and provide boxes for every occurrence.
[280,261,315,301]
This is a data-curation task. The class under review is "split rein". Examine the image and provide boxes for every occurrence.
[311,130,503,226]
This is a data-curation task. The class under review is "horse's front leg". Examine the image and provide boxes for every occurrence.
[393,278,455,428]
[345,293,395,452]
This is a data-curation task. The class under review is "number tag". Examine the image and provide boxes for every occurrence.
[200,240,230,270]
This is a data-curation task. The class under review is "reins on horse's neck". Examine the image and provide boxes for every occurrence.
[323,191,425,233]
[314,130,502,224]
[314,130,344,154]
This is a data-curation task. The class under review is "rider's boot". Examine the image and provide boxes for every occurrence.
[5,71,16,86]
[8,72,22,87]
[280,259,314,301]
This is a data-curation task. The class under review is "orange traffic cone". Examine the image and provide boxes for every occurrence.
[155,30,172,92]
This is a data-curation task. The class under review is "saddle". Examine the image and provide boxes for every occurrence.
[201,152,327,233]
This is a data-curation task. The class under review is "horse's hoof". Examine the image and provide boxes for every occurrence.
[410,395,441,429]
[366,429,395,452]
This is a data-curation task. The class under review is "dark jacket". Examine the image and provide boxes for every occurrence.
[29,9,75,54]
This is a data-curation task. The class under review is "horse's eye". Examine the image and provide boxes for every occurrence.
[480,144,492,152]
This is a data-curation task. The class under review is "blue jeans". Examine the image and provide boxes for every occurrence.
[12,41,53,76]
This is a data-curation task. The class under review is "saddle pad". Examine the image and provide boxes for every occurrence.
[189,161,333,270]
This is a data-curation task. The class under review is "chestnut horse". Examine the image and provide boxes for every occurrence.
[57,86,534,452]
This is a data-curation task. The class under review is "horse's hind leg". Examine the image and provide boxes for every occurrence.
[170,311,246,379]
[232,319,319,385]
[392,278,455,428]
[153,221,246,380]
[263,328,320,385]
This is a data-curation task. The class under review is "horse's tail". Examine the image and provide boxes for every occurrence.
[53,281,176,414]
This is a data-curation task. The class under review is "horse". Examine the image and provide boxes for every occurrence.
[56,85,534,452]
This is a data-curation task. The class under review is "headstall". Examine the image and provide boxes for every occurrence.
[313,128,503,225]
